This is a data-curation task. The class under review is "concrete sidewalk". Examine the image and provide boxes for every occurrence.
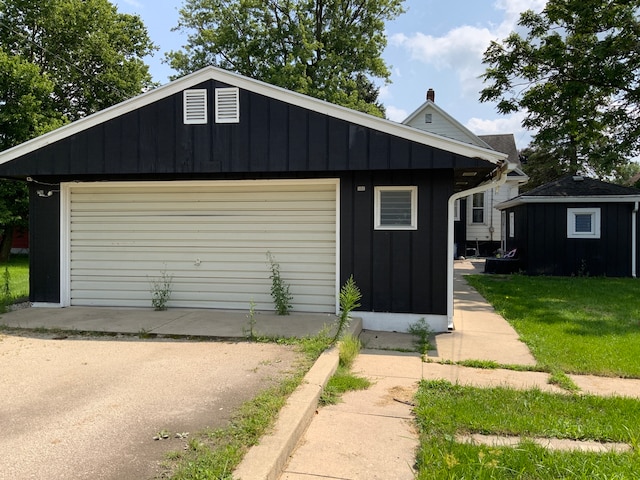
[234,259,640,480]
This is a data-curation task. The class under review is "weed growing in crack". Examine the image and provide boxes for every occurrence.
[267,252,292,315]
[150,267,173,311]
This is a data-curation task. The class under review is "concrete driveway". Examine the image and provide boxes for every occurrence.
[0,332,301,479]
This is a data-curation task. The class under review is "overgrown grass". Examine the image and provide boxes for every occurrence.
[0,255,29,305]
[414,379,640,479]
[465,274,640,378]
[164,331,333,479]
[320,335,371,406]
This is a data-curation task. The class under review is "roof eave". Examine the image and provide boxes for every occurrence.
[497,194,640,210]
[0,67,507,166]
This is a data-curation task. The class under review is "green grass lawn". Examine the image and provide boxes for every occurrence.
[465,274,640,378]
[0,254,29,302]
[412,274,640,479]
[414,380,640,479]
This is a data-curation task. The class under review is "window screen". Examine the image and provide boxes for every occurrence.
[574,214,592,233]
[380,190,412,226]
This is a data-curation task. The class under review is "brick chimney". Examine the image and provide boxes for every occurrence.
[426,88,435,102]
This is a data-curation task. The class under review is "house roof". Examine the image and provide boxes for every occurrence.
[402,99,492,149]
[478,134,528,181]
[0,66,507,168]
[496,175,640,209]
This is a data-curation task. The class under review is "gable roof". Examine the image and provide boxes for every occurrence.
[0,66,507,167]
[497,175,640,209]
[478,134,528,182]
[402,99,492,148]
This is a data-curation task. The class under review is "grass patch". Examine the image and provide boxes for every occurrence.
[320,334,370,406]
[320,366,371,406]
[465,274,640,378]
[416,438,640,479]
[0,255,29,308]
[414,379,640,478]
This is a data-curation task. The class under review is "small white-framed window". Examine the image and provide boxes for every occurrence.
[374,186,417,230]
[567,207,601,239]
[509,212,515,238]
[453,198,460,221]
[471,192,485,224]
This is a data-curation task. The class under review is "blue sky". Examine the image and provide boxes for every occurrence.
[114,0,547,150]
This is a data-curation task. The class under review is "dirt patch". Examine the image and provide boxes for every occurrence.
[0,334,301,479]
[376,384,418,407]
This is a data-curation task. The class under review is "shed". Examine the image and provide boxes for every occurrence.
[497,175,640,277]
[0,67,509,332]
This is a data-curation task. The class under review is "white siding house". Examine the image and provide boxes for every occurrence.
[402,91,528,256]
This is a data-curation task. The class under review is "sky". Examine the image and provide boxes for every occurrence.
[113,0,548,151]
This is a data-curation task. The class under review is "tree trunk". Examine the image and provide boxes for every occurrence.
[0,226,14,263]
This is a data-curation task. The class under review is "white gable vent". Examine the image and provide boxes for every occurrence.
[183,89,208,124]
[215,87,240,123]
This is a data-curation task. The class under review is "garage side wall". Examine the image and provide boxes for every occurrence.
[340,170,451,316]
[29,183,60,303]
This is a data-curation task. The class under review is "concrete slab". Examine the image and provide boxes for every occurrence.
[569,374,640,399]
[0,306,347,340]
[281,355,419,480]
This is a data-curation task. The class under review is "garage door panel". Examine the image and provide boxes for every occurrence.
[68,181,337,313]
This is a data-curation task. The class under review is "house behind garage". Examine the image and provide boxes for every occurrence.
[0,67,508,332]
[402,90,528,257]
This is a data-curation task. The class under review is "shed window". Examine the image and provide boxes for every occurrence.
[471,192,485,224]
[567,208,600,238]
[374,186,417,230]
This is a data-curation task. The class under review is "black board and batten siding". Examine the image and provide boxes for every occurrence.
[2,80,493,313]
[504,202,640,277]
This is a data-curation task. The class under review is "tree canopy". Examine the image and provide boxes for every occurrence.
[0,0,157,121]
[480,0,640,179]
[166,0,405,117]
[0,0,156,260]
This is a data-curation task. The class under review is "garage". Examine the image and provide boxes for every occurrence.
[61,179,339,313]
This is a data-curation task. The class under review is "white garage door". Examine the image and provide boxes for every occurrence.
[65,180,338,313]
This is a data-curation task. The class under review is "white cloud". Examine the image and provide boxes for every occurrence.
[123,0,144,8]
[391,1,547,99]
[466,111,534,148]
[466,111,526,135]
[386,105,409,122]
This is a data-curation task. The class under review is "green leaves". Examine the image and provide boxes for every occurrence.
[0,0,157,122]
[167,0,404,117]
[480,0,640,178]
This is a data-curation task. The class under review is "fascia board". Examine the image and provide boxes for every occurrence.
[0,66,507,166]
[497,195,640,210]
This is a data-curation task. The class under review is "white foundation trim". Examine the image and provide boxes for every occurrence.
[356,312,448,333]
[32,303,63,308]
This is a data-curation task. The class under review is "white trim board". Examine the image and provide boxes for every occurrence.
[357,312,449,333]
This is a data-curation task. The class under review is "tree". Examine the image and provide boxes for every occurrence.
[480,0,640,178]
[0,50,66,260]
[0,0,156,260]
[518,146,568,192]
[165,0,404,117]
[0,0,157,121]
